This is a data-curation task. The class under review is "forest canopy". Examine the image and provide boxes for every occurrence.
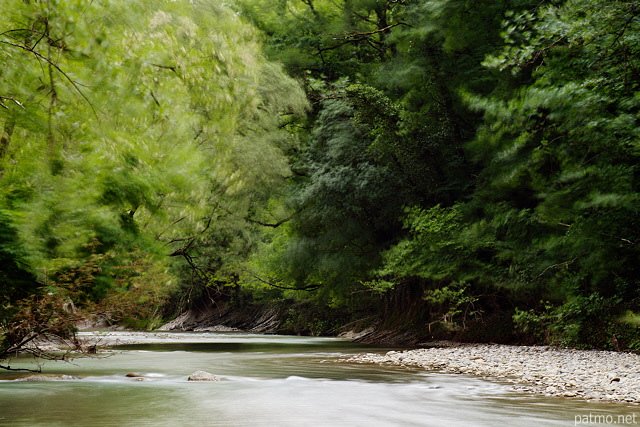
[1,0,639,358]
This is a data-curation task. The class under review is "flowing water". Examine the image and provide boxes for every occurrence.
[0,332,637,426]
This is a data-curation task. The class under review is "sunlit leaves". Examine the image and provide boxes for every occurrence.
[0,0,307,299]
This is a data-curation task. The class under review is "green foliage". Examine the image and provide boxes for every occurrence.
[280,304,343,336]
[345,84,401,160]
[469,0,640,292]
[0,209,38,310]
[423,282,480,331]
[233,0,402,80]
[301,0,639,347]
[514,296,640,351]
[512,302,560,344]
[2,0,638,352]
[378,205,466,281]
[245,98,407,299]
[0,0,307,340]
[459,0,640,348]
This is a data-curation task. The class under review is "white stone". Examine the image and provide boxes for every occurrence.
[188,370,220,381]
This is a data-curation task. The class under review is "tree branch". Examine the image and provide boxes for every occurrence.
[325,22,410,40]
[536,252,587,278]
[246,207,303,228]
[0,40,97,117]
[247,272,320,291]
[148,63,178,73]
[0,96,25,110]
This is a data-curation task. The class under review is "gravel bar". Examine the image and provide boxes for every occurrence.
[344,344,640,403]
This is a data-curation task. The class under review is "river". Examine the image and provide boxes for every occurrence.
[0,332,637,426]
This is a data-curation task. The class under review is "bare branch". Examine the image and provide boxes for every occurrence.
[536,252,587,278]
[246,207,303,228]
[0,96,25,110]
[155,216,186,241]
[0,40,97,117]
[247,271,320,291]
[148,63,178,73]
[325,22,411,40]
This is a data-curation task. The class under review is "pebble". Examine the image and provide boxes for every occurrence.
[343,344,640,403]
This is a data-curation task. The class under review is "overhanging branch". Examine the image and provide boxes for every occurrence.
[0,39,97,117]
[248,272,320,291]
[325,22,411,40]
[246,207,303,228]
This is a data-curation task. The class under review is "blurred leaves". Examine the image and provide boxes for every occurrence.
[0,0,307,333]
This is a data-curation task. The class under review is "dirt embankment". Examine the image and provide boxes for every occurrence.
[158,300,419,345]
[159,301,284,333]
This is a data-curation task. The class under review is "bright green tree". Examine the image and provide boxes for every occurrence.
[0,0,307,353]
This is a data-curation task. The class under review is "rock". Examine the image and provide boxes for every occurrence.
[342,343,640,404]
[193,325,242,332]
[339,328,375,340]
[188,370,220,381]
[125,372,144,378]
[18,374,76,381]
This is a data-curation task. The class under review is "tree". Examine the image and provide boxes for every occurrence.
[246,98,408,298]
[459,0,640,346]
[0,0,308,366]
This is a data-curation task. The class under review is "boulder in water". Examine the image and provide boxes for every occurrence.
[125,372,144,378]
[188,370,220,381]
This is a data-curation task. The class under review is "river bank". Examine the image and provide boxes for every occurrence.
[80,331,640,404]
[8,332,636,427]
[344,343,640,404]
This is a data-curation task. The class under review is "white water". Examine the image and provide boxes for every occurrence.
[0,332,636,426]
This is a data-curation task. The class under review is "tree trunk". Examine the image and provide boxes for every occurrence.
[0,118,16,161]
